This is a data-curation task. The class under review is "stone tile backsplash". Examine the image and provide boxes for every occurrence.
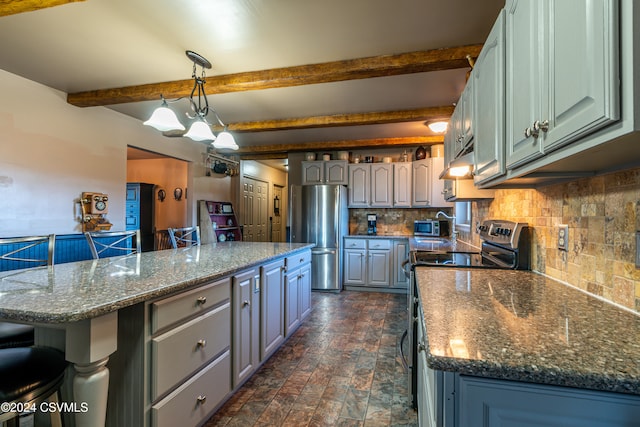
[349,207,453,236]
[457,168,640,313]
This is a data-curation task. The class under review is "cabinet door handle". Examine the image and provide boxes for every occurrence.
[418,342,426,353]
[524,127,533,138]
[281,265,287,273]
[533,119,549,133]
[196,395,207,405]
[196,296,207,305]
[196,339,207,348]
[243,300,250,307]
[299,258,304,263]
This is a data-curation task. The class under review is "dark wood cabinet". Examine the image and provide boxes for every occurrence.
[126,183,155,252]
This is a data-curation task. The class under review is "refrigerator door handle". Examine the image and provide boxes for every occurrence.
[312,248,337,255]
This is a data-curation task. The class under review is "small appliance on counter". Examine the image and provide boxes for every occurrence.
[367,214,377,235]
[413,219,450,237]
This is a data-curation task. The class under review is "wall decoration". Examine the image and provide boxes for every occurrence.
[174,188,183,201]
[79,192,112,232]
[158,189,166,202]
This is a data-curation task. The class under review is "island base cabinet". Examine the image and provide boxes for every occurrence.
[151,351,231,427]
[457,376,640,427]
[261,259,285,360]
[232,268,260,389]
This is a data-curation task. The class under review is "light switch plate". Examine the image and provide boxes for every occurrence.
[636,231,640,268]
[558,224,569,251]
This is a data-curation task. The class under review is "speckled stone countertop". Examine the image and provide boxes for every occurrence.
[346,234,410,240]
[415,267,640,395]
[0,242,313,324]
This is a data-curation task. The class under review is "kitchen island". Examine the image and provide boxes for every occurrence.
[0,241,314,427]
[415,267,640,426]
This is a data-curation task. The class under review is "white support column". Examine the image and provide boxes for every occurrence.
[64,312,118,427]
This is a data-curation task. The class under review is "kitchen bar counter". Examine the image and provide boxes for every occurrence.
[415,267,640,395]
[0,241,314,427]
[0,242,313,323]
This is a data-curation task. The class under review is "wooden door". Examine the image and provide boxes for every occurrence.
[242,177,268,242]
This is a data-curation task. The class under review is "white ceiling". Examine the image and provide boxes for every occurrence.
[0,0,505,151]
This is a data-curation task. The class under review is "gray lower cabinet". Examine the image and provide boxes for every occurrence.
[261,258,285,360]
[343,238,391,288]
[392,239,409,289]
[232,268,260,388]
[285,256,312,336]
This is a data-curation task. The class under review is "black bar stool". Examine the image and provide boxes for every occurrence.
[0,235,56,349]
[0,347,68,426]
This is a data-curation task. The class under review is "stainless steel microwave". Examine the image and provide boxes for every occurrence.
[414,220,450,237]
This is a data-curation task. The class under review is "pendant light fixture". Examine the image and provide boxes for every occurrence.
[144,50,238,150]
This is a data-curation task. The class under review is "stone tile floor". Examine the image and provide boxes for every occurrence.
[204,290,417,426]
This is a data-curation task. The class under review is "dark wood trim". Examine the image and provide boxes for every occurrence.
[0,0,84,17]
[233,136,444,156]
[67,45,482,107]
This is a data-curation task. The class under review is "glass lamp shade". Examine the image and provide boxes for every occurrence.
[143,106,185,132]
[213,130,238,150]
[184,120,216,141]
[426,120,449,133]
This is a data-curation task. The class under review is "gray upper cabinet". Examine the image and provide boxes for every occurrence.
[473,9,506,185]
[505,0,620,170]
[302,160,348,185]
[370,163,393,207]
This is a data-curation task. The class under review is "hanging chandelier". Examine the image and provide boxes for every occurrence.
[144,50,238,150]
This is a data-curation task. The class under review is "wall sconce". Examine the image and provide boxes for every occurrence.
[274,195,280,215]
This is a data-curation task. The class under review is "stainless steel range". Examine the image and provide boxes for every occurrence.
[405,219,531,409]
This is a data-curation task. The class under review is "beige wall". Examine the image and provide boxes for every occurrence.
[458,168,640,313]
[0,69,230,237]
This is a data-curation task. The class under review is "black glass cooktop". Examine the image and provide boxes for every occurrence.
[410,250,511,269]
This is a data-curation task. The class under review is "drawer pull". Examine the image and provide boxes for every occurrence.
[196,395,207,405]
[243,300,250,307]
[196,339,207,349]
[196,296,207,305]
[299,258,304,263]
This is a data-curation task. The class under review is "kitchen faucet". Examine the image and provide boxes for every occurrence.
[436,211,457,239]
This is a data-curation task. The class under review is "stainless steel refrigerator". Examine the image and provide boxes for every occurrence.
[290,185,348,292]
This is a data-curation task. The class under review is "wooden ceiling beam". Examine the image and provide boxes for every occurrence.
[67,45,482,107]
[0,0,84,17]
[219,106,454,133]
[233,136,444,157]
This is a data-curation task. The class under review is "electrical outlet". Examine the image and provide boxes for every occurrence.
[636,231,640,268]
[557,224,568,251]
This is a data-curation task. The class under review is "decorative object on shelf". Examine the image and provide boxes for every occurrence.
[364,156,374,163]
[213,160,228,174]
[425,120,449,133]
[157,189,166,202]
[337,151,349,161]
[143,50,238,150]
[415,146,427,160]
[322,153,331,161]
[401,150,409,162]
[79,192,112,232]
[305,152,315,161]
[199,200,243,244]
[173,188,183,201]
[273,195,280,215]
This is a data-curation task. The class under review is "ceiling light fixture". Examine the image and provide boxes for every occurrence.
[425,120,449,134]
[144,50,238,150]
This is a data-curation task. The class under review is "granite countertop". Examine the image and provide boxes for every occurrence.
[346,234,411,240]
[0,242,314,324]
[415,267,640,395]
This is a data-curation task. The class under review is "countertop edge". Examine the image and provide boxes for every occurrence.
[0,243,315,324]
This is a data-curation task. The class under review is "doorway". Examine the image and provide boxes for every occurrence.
[126,146,190,249]
[271,184,284,242]
[241,177,268,242]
